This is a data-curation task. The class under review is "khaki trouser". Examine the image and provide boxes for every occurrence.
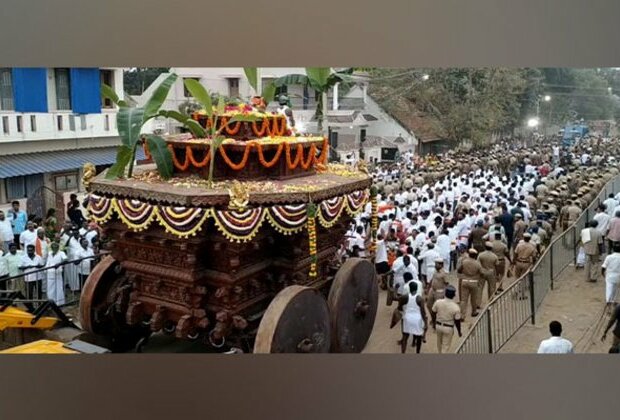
[460,279,479,317]
[514,261,531,279]
[585,254,600,282]
[476,269,496,307]
[514,261,531,299]
[436,324,454,353]
[495,260,506,291]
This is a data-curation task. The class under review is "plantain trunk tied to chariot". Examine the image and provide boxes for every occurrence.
[81,75,377,353]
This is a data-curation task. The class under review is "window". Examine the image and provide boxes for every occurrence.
[69,115,76,131]
[54,173,78,192]
[80,115,87,130]
[228,78,240,98]
[57,115,63,131]
[0,68,14,110]
[183,78,200,97]
[16,115,22,132]
[2,116,8,134]
[360,129,366,143]
[30,115,36,132]
[104,114,110,131]
[100,69,114,108]
[5,174,43,200]
[55,68,71,110]
[5,177,26,200]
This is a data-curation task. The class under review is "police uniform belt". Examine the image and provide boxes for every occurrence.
[436,322,454,328]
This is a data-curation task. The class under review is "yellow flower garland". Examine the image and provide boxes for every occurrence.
[112,199,159,232]
[155,207,211,239]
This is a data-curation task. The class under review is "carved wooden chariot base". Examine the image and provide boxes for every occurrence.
[80,107,378,353]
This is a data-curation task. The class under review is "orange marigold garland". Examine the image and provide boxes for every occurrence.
[219,144,251,170]
[307,203,318,278]
[187,147,211,168]
[300,143,316,170]
[257,142,284,168]
[252,119,268,137]
[169,145,190,171]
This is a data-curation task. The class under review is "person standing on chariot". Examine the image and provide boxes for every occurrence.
[276,95,295,134]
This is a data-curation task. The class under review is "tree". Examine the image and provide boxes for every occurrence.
[124,68,170,96]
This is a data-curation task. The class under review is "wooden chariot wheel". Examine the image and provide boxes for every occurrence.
[253,285,331,353]
[327,258,378,353]
[79,255,146,351]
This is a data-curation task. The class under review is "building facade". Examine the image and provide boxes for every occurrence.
[0,67,127,219]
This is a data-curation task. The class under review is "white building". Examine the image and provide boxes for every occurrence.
[0,67,127,219]
[135,68,416,162]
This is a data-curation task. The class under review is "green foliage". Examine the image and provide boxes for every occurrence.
[370,67,619,148]
[123,68,170,95]
[144,135,173,179]
[103,73,177,179]
[273,68,355,134]
[184,78,213,118]
[243,67,258,92]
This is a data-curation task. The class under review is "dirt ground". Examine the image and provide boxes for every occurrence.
[500,263,614,354]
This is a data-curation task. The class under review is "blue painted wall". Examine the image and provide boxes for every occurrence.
[70,68,102,114]
[12,68,48,113]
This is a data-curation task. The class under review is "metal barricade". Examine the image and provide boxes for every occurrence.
[456,173,620,353]
[0,254,102,308]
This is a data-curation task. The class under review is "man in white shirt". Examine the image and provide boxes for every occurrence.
[601,243,620,307]
[19,222,37,250]
[593,204,611,240]
[391,254,418,295]
[374,234,389,289]
[537,321,574,354]
[0,211,14,253]
[19,244,44,300]
[604,194,619,218]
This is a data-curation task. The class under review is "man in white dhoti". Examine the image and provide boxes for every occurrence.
[45,242,67,305]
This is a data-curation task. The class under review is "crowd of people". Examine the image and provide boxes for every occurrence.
[0,194,100,305]
[340,135,620,353]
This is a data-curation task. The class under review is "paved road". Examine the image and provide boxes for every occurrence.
[364,274,503,354]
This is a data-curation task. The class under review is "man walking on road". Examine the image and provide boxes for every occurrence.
[457,248,483,319]
[477,242,500,308]
[582,220,604,282]
[431,285,462,354]
[602,244,620,309]
[538,321,574,354]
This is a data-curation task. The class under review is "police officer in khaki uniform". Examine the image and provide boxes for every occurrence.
[478,242,500,307]
[513,213,528,250]
[431,285,462,354]
[457,248,483,319]
[427,258,449,324]
[567,199,582,226]
[512,233,538,280]
[491,232,511,293]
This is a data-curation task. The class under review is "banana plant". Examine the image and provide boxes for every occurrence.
[271,68,357,135]
[166,78,261,188]
[243,67,277,104]
[101,73,179,180]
